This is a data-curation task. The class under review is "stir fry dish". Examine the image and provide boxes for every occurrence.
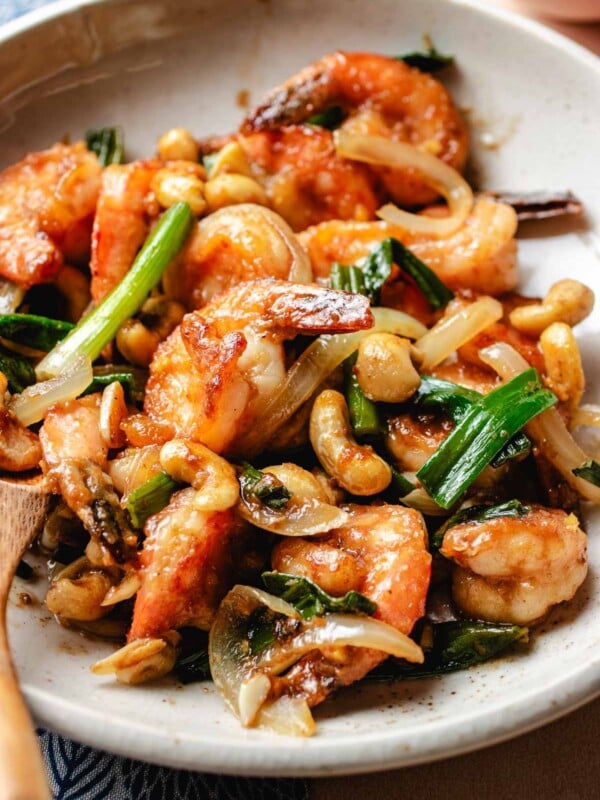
[2,49,597,737]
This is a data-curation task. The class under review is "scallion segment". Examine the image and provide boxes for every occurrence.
[367,621,527,681]
[0,346,35,393]
[83,371,140,402]
[433,499,530,549]
[126,470,181,529]
[572,459,600,487]
[417,369,556,509]
[344,352,381,438]
[261,571,377,620]
[239,463,292,510]
[307,105,346,130]
[415,375,532,468]
[35,202,194,380]
[0,313,74,351]
[386,238,454,310]
[398,46,454,73]
[86,127,125,166]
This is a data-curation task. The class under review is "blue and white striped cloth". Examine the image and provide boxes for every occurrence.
[2,1,309,797]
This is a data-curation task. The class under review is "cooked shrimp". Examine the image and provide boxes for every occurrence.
[440,504,588,625]
[144,279,373,456]
[243,51,468,207]
[128,488,263,639]
[270,504,431,706]
[39,395,137,563]
[163,204,313,310]
[0,141,101,288]
[236,128,378,231]
[298,197,519,295]
[90,159,206,302]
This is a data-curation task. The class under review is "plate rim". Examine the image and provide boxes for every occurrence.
[2,0,600,777]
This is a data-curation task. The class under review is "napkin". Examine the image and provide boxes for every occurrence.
[2,2,308,797]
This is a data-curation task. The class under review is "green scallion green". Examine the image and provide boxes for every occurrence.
[126,470,181,529]
[35,202,194,380]
[0,346,35,393]
[261,571,377,619]
[433,499,530,549]
[0,313,74,351]
[239,463,292,510]
[86,127,125,166]
[417,369,556,509]
[397,46,454,73]
[572,459,600,487]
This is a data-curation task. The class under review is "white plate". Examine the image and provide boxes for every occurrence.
[3,0,600,777]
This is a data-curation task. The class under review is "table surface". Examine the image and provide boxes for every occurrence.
[2,1,600,798]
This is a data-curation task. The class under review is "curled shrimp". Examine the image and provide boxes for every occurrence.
[0,141,101,288]
[163,203,313,310]
[242,51,468,207]
[39,394,137,564]
[440,504,588,625]
[144,279,373,456]
[298,197,519,295]
[270,504,431,706]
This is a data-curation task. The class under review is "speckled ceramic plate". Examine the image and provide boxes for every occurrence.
[3,0,600,777]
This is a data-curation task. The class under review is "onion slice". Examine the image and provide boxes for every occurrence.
[479,342,600,505]
[238,307,427,455]
[238,493,349,536]
[415,296,503,370]
[570,404,600,430]
[334,130,473,236]
[9,355,93,427]
[209,585,423,733]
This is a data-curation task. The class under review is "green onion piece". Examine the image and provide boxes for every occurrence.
[367,621,527,681]
[417,369,557,509]
[261,571,377,620]
[16,559,34,580]
[388,239,454,310]
[35,202,194,380]
[397,46,454,73]
[572,459,600,487]
[174,628,211,683]
[247,606,281,654]
[126,470,181,529]
[344,352,381,438]
[0,313,74,351]
[0,345,35,393]
[415,375,532,467]
[239,463,291,510]
[307,106,346,129]
[329,262,347,292]
[389,466,416,499]
[86,127,125,166]
[82,371,139,402]
[433,499,530,549]
[361,238,395,305]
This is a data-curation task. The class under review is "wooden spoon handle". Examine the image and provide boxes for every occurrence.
[0,660,50,800]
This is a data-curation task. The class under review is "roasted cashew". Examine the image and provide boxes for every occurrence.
[99,381,128,449]
[92,632,180,685]
[309,389,391,495]
[160,438,239,511]
[540,322,584,414]
[509,279,594,336]
[355,333,421,402]
[46,557,118,621]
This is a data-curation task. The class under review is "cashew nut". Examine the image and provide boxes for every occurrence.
[309,389,391,495]
[160,438,239,511]
[92,632,180,685]
[355,333,421,402]
[204,173,268,212]
[207,141,253,178]
[157,127,199,162]
[509,279,594,336]
[540,322,584,414]
[99,381,128,450]
[46,557,118,621]
[263,463,330,504]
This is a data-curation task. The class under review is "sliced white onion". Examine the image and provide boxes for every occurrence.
[0,278,25,314]
[415,296,503,370]
[401,487,448,516]
[479,342,600,505]
[238,494,349,536]
[238,307,427,454]
[108,445,162,500]
[334,130,473,236]
[209,585,423,732]
[9,355,93,427]
[256,695,315,737]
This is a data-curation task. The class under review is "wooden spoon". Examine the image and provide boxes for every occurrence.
[0,477,52,800]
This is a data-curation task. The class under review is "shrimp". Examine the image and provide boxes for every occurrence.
[242,51,468,207]
[39,395,137,564]
[298,197,519,295]
[144,279,373,456]
[90,159,205,302]
[236,127,379,231]
[440,504,588,625]
[270,504,431,706]
[0,141,101,288]
[162,204,313,311]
